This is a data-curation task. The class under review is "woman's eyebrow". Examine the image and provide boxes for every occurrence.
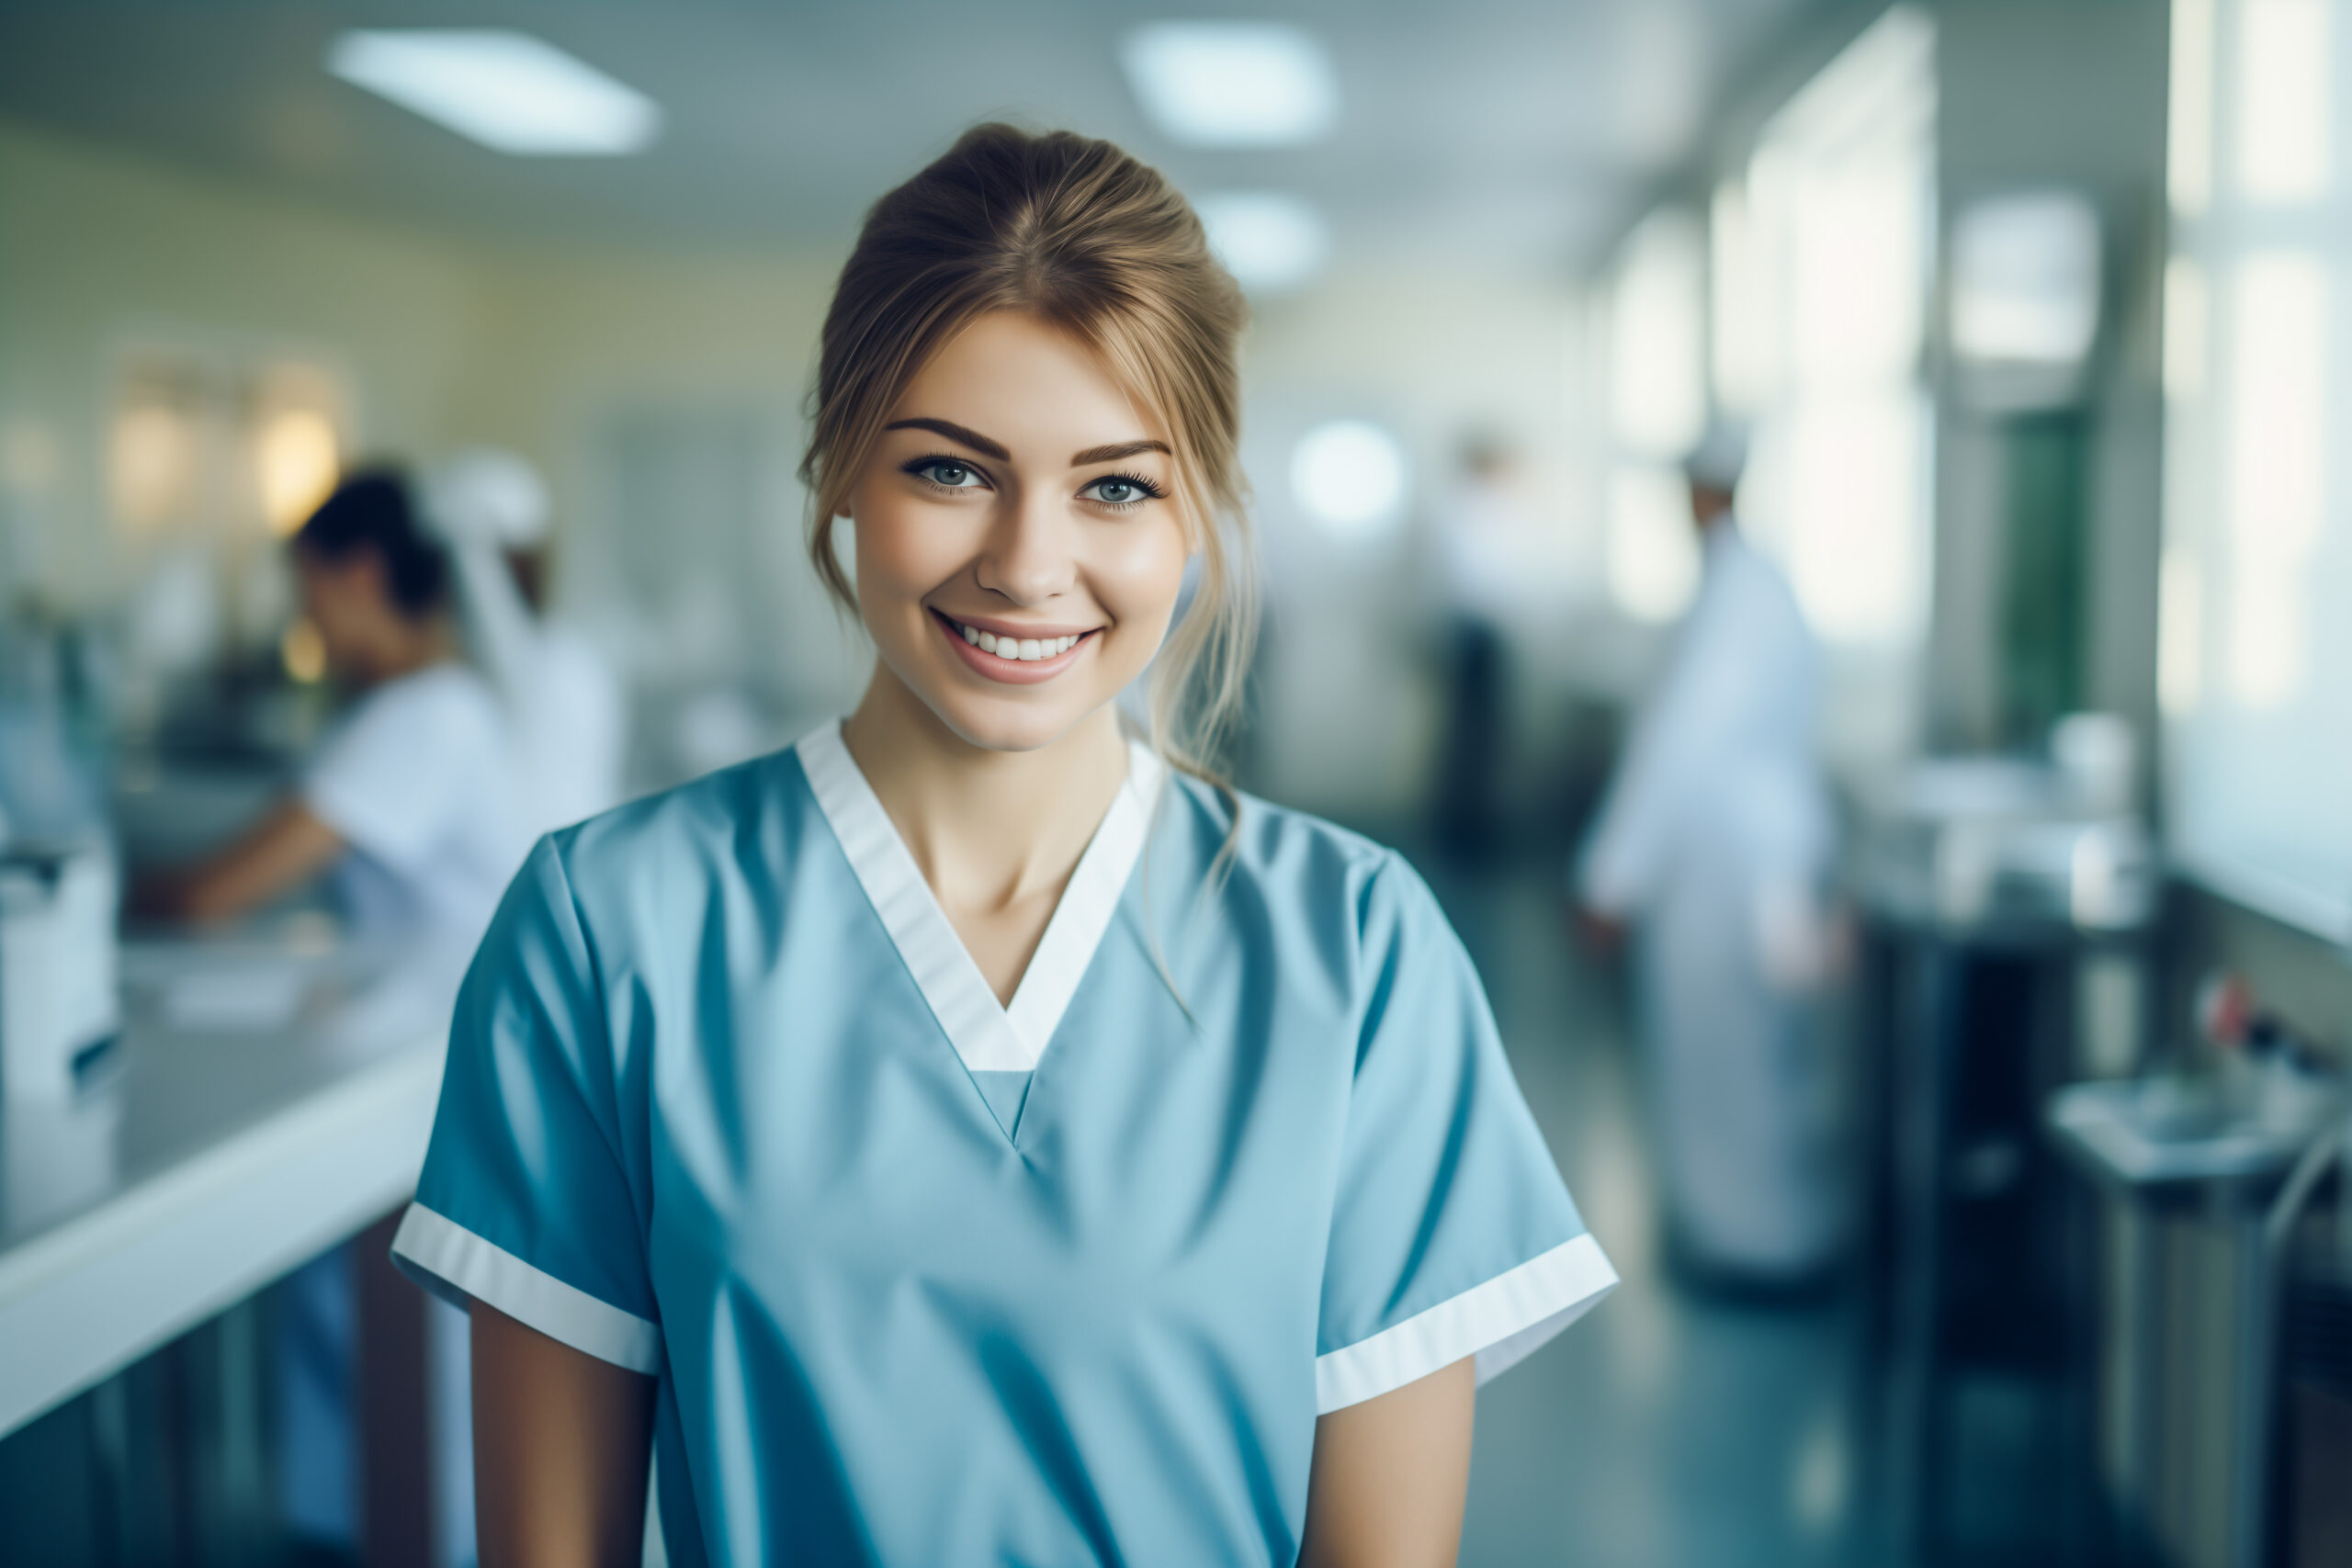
[884,417,1010,460]
[1071,439,1171,465]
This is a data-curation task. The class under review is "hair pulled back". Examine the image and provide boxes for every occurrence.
[293,469,449,619]
[802,122,1255,783]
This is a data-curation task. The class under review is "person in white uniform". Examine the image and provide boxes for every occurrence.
[135,469,530,1561]
[423,448,628,834]
[136,470,530,937]
[1575,425,1843,1287]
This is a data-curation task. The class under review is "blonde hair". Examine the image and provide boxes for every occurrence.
[800,123,1256,789]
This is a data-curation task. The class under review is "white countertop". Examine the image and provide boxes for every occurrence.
[0,928,470,1438]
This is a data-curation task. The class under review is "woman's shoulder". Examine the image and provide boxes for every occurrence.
[537,744,817,908]
[342,660,497,735]
[1158,770,1433,931]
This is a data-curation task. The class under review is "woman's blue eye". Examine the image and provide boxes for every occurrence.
[1080,477,1159,506]
[915,458,984,489]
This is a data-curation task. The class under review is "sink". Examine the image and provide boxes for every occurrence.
[2048,1076,2342,1190]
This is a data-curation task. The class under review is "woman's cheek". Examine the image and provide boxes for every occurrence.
[1091,520,1189,621]
[854,498,944,600]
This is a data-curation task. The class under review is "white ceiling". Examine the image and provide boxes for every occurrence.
[0,0,1832,274]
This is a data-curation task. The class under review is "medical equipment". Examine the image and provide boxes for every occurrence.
[0,842,121,1101]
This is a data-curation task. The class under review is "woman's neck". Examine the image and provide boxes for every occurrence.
[840,670,1130,919]
[361,617,455,686]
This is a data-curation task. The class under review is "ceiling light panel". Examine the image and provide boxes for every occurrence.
[1195,192,1329,293]
[326,29,662,156]
[1121,22,1339,148]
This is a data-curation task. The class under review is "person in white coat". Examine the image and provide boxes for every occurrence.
[423,448,628,835]
[1575,425,1843,1287]
[131,469,534,1562]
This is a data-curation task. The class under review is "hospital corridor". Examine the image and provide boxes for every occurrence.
[4,2,2351,1565]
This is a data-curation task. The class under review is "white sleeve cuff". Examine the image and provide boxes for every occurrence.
[390,1203,663,1376]
[1314,1233,1617,1414]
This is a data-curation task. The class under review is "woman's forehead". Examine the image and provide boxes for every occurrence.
[894,312,1169,455]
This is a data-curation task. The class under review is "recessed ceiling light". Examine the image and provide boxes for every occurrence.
[1194,192,1330,294]
[326,29,662,156]
[1291,421,1408,539]
[1121,22,1339,148]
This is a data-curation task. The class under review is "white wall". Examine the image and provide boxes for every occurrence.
[0,119,1613,817]
[1238,264,1603,818]
[0,120,480,607]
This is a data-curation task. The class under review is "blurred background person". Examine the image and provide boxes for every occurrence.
[131,469,530,936]
[424,447,628,836]
[1430,433,1523,861]
[1574,424,1842,1290]
[130,468,529,1565]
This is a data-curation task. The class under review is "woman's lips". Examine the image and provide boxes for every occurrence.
[933,609,1095,685]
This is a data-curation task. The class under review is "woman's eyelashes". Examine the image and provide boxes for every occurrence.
[903,454,990,491]
[1076,472,1168,509]
[901,454,1168,511]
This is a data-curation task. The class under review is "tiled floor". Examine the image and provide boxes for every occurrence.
[1408,847,1889,1568]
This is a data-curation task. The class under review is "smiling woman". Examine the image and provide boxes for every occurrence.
[802,123,1255,780]
[847,315,1191,724]
[389,122,1612,1568]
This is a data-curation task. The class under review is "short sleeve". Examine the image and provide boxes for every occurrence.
[304,675,481,869]
[1315,855,1616,1414]
[390,836,662,1374]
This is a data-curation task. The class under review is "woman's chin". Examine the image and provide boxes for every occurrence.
[906,669,1119,757]
[933,695,1095,755]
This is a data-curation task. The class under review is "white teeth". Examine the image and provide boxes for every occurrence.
[957,621,1086,662]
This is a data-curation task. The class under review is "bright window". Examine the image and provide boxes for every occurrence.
[2163,0,2352,936]
[1601,208,1705,623]
[1720,5,1936,650]
[1710,6,1937,762]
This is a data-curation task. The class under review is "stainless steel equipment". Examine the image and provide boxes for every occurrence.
[1859,742,2160,1562]
[2048,1074,2343,1568]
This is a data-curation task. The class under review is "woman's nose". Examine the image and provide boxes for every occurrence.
[976,490,1076,605]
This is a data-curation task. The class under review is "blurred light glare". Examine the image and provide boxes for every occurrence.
[1289,421,1408,539]
[2229,561,2304,706]
[1710,180,1771,416]
[1121,23,1338,148]
[2227,251,2326,558]
[1605,464,1698,622]
[326,29,662,156]
[2224,249,2325,707]
[2158,548,2203,716]
[256,408,341,535]
[1195,192,1329,293]
[2236,0,2331,203]
[281,619,328,684]
[2164,256,2209,401]
[1950,193,2101,366]
[1779,398,1928,643]
[1731,4,1935,656]
[2169,0,2216,215]
[111,402,198,532]
[1608,208,1706,458]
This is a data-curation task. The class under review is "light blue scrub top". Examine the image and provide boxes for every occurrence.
[392,721,1614,1566]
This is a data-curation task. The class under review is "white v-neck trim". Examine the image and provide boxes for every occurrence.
[796,719,1164,1073]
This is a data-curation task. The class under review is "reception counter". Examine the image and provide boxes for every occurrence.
[0,928,465,1438]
